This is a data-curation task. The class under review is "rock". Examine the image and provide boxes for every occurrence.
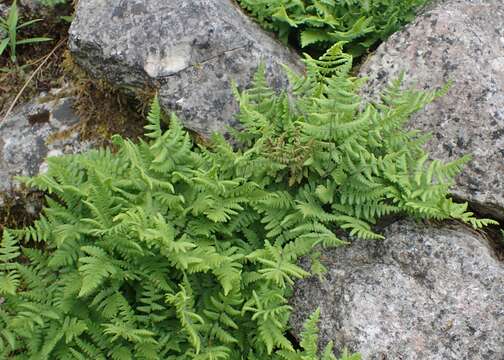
[68,0,303,137]
[290,220,504,359]
[0,92,94,202]
[19,0,45,14]
[19,0,58,18]
[358,0,504,220]
[0,3,8,18]
[0,3,9,35]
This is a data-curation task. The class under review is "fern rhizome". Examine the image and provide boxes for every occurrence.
[0,44,493,359]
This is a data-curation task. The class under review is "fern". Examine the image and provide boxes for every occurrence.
[0,45,492,359]
[277,309,361,360]
[35,0,68,6]
[238,0,429,56]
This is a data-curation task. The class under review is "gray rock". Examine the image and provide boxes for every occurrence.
[0,4,8,18]
[19,0,46,15]
[0,92,94,201]
[0,4,9,36]
[19,0,58,18]
[0,4,13,46]
[290,220,504,359]
[68,0,303,137]
[359,0,504,220]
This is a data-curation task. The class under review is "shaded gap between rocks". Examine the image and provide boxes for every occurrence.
[286,330,302,351]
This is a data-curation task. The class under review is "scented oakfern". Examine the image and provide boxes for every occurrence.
[0,45,493,359]
[238,0,429,55]
[35,0,68,6]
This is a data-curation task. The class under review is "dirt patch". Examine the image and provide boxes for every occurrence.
[0,3,70,115]
[0,189,45,231]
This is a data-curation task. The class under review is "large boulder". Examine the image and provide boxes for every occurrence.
[359,0,504,219]
[290,220,504,359]
[68,0,303,137]
[0,92,94,203]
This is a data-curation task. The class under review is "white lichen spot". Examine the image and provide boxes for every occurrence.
[38,162,49,175]
[144,44,191,78]
[490,57,504,72]
[39,149,64,174]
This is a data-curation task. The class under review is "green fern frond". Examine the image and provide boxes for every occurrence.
[1,43,480,360]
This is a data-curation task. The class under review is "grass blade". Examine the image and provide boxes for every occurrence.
[17,37,53,45]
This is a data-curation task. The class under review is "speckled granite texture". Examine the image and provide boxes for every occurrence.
[0,94,93,201]
[290,220,504,359]
[359,0,504,220]
[68,0,303,137]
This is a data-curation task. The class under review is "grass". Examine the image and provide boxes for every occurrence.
[0,0,52,65]
[0,1,148,147]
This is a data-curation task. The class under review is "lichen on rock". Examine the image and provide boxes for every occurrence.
[0,92,94,203]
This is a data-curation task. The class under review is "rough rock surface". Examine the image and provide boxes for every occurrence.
[359,0,504,219]
[0,93,93,201]
[68,0,303,137]
[0,3,7,18]
[19,0,53,17]
[290,220,504,359]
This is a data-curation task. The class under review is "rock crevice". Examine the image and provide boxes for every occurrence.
[155,44,250,81]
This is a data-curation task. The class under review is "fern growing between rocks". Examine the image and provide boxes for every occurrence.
[0,45,493,359]
[35,0,68,6]
[238,0,429,56]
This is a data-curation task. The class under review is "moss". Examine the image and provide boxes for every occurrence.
[0,188,45,231]
[60,51,156,146]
